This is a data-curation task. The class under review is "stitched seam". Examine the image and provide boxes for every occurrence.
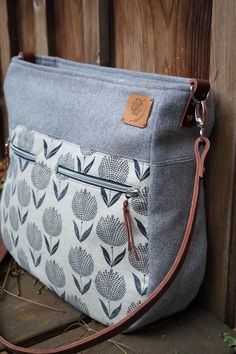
[152,156,195,167]
[11,61,190,93]
[14,125,151,165]
[37,56,190,87]
[13,126,195,166]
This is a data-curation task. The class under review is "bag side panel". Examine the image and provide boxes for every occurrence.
[128,160,207,330]
[128,88,214,330]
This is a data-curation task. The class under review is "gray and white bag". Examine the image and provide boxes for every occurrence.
[0,53,214,353]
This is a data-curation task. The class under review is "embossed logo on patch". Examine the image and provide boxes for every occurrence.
[122,94,153,128]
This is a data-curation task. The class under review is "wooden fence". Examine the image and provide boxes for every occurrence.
[0,0,235,327]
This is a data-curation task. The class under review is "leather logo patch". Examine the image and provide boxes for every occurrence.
[122,94,153,128]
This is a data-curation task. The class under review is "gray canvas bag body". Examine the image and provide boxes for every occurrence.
[0,54,214,353]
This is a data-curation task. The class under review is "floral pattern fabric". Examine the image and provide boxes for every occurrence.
[0,125,150,326]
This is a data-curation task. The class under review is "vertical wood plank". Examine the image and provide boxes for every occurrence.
[82,0,99,64]
[0,0,11,79]
[16,0,35,52]
[82,0,110,65]
[47,0,84,61]
[201,0,236,326]
[226,156,236,327]
[98,0,111,66]
[113,0,212,78]
[33,0,48,55]
[47,0,110,64]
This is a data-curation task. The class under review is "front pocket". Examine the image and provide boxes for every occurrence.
[2,125,150,326]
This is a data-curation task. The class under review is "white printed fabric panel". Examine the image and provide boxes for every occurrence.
[0,125,150,325]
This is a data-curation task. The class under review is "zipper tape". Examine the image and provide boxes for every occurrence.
[10,143,139,195]
[10,144,36,162]
[57,166,133,194]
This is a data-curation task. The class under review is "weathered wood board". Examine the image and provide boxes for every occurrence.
[200,0,236,327]
[1,276,234,353]
[0,254,235,353]
[113,0,212,78]
[31,310,235,354]
[0,257,85,350]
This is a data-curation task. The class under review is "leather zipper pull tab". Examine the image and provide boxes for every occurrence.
[4,141,9,167]
[123,197,139,260]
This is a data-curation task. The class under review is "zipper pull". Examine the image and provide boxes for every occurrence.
[123,188,140,260]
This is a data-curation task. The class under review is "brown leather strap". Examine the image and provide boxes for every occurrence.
[18,52,36,63]
[190,79,210,101]
[0,137,210,354]
[0,245,8,263]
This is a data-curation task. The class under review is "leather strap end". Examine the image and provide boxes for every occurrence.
[18,52,36,64]
[0,245,8,263]
[180,79,210,127]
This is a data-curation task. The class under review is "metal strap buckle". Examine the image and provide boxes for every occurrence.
[195,101,207,139]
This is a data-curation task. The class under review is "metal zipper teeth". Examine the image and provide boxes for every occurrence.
[57,166,132,194]
[10,143,36,162]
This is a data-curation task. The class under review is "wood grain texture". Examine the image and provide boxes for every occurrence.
[15,0,35,52]
[226,153,236,327]
[0,269,85,350]
[47,0,84,60]
[0,0,11,79]
[33,0,48,55]
[47,0,110,64]
[113,0,212,78]
[201,0,236,327]
[31,306,235,353]
[82,0,110,65]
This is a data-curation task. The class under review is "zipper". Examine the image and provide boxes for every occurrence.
[10,143,36,162]
[10,141,141,260]
[58,165,140,259]
[57,165,140,195]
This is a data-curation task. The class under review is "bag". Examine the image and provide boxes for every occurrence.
[0,53,214,353]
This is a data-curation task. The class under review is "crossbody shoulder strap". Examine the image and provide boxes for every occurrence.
[0,246,7,263]
[0,137,210,354]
